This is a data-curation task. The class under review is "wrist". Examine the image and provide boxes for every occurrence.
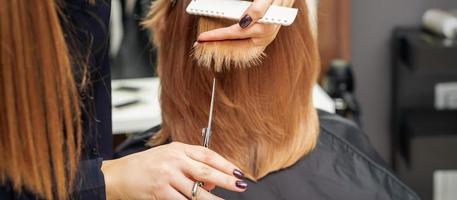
[102,159,122,200]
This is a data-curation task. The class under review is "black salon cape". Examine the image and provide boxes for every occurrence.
[0,0,112,199]
[115,110,420,200]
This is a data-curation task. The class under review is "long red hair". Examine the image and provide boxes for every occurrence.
[143,0,320,180]
[0,0,81,199]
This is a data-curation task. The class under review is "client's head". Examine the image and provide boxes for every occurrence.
[143,0,320,180]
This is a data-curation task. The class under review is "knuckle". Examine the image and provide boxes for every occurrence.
[157,164,174,178]
[170,141,182,147]
[154,181,167,191]
[252,27,264,36]
[264,25,275,33]
[200,149,215,163]
[169,154,183,166]
[160,167,172,177]
[198,165,212,180]
[249,6,264,18]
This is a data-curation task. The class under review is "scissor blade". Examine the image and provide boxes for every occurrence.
[206,78,216,131]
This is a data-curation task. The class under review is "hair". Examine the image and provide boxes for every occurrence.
[193,17,267,71]
[0,0,81,199]
[193,0,297,72]
[143,0,320,180]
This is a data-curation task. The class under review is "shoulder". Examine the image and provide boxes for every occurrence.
[64,0,110,56]
[311,110,420,199]
[215,111,420,200]
[317,110,388,167]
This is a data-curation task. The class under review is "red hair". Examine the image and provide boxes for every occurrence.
[143,0,320,180]
[0,0,82,199]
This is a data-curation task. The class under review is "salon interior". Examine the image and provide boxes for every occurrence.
[110,0,457,199]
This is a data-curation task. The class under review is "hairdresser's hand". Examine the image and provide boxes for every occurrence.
[197,0,282,47]
[102,142,247,200]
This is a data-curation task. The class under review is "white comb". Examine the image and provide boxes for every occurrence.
[186,0,299,26]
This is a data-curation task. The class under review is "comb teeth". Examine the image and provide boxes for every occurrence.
[186,0,298,26]
[187,8,226,18]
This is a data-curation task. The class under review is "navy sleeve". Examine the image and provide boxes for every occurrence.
[66,0,113,160]
[71,158,106,200]
[66,0,112,199]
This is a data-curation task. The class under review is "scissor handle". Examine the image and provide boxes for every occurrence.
[201,128,212,148]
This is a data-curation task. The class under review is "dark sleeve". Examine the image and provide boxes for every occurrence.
[65,0,113,160]
[65,1,112,199]
[71,158,106,200]
[0,158,106,200]
[68,0,112,199]
[114,125,162,158]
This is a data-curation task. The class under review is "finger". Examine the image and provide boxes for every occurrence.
[160,187,188,200]
[189,177,216,191]
[198,24,244,42]
[202,183,216,191]
[239,0,274,28]
[183,144,243,178]
[171,174,224,200]
[198,23,277,42]
[183,157,247,192]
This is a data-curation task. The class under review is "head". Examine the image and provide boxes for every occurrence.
[143,0,320,180]
[0,0,81,199]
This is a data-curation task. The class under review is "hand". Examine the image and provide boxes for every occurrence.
[102,142,247,200]
[196,0,281,47]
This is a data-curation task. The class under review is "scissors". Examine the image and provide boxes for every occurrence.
[192,78,217,198]
[202,78,216,148]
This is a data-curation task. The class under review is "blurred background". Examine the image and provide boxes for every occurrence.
[109,0,457,199]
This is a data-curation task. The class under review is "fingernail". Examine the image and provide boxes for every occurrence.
[239,15,252,28]
[233,169,245,179]
[235,180,248,189]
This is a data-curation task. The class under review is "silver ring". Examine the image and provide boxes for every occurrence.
[191,182,201,199]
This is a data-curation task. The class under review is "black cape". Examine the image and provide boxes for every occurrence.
[115,110,420,200]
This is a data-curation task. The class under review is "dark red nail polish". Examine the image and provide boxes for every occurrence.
[235,180,248,189]
[233,169,245,179]
[239,15,252,28]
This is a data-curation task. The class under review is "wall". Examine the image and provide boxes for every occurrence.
[318,0,350,75]
[350,0,457,162]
